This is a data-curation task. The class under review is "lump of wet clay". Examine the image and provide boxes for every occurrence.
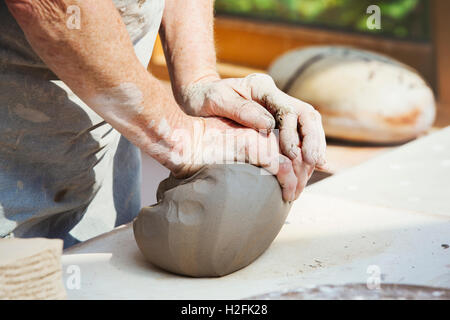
[268,46,436,143]
[133,163,292,277]
[0,238,66,299]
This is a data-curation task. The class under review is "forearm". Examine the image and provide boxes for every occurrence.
[6,0,190,170]
[160,0,219,103]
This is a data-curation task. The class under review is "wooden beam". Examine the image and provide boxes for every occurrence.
[213,16,434,86]
[148,36,266,80]
[150,16,434,85]
[431,0,450,104]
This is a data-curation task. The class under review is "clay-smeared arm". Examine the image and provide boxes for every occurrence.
[5,0,189,171]
[6,0,301,201]
[159,0,219,101]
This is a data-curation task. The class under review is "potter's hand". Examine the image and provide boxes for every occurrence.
[170,117,312,201]
[180,73,327,169]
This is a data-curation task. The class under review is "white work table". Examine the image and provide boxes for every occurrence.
[62,127,450,299]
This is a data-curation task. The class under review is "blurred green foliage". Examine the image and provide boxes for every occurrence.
[215,0,430,40]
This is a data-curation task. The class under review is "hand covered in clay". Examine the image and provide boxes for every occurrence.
[170,117,313,201]
[180,73,327,169]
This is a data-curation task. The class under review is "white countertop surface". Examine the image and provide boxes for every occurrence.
[62,127,450,299]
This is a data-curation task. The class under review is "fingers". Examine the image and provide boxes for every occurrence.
[291,154,315,199]
[275,155,298,202]
[244,73,327,168]
[260,154,297,202]
[296,102,327,168]
[200,111,308,202]
[243,129,297,202]
[186,78,276,131]
[278,112,301,160]
[220,95,276,131]
[196,74,327,170]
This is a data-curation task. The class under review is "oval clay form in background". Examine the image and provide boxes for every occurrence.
[268,46,436,144]
[133,163,292,277]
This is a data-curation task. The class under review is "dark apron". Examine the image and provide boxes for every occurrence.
[0,0,165,248]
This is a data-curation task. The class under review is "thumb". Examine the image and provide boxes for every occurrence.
[218,95,276,131]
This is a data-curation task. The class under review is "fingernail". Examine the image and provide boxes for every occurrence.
[289,146,300,159]
[283,192,294,202]
[264,115,276,129]
[289,192,296,202]
[316,161,330,171]
[317,157,327,167]
[306,150,319,165]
